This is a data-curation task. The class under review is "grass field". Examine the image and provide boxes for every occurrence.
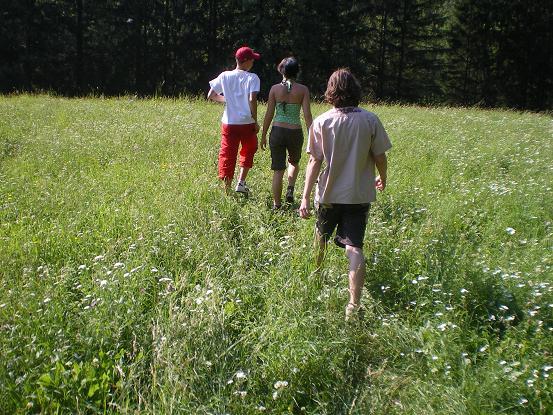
[1,95,552,414]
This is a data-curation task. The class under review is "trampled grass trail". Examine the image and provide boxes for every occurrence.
[0,95,552,414]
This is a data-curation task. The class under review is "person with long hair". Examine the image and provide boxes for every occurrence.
[299,68,392,320]
[261,57,312,209]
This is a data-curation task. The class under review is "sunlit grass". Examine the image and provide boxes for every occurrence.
[1,95,552,414]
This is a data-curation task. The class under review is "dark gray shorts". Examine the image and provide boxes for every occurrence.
[316,203,371,248]
[269,126,303,170]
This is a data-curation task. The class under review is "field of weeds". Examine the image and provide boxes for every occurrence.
[1,95,552,414]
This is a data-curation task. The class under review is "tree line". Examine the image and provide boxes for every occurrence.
[1,0,552,110]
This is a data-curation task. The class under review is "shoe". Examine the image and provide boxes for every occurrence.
[285,186,294,204]
[345,303,360,321]
[235,182,249,194]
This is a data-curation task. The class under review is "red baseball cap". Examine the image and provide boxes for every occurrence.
[235,46,261,62]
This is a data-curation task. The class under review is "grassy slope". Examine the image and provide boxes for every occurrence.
[0,95,552,414]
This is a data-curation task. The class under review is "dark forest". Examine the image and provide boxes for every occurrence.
[2,0,552,110]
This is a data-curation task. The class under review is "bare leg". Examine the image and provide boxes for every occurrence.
[287,162,299,187]
[222,177,232,194]
[345,245,366,306]
[315,229,326,269]
[238,166,250,183]
[272,170,285,206]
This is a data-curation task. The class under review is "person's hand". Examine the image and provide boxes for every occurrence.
[260,136,267,150]
[375,175,386,191]
[299,197,311,218]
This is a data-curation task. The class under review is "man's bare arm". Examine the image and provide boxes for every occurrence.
[207,88,225,103]
[374,152,388,191]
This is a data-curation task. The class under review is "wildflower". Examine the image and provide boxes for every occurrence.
[274,380,288,389]
[78,264,87,271]
[505,227,516,235]
[114,262,125,269]
[518,397,528,405]
[94,255,105,261]
[98,280,108,288]
[235,370,247,380]
[460,288,469,294]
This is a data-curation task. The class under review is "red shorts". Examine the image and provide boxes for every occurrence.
[218,123,258,180]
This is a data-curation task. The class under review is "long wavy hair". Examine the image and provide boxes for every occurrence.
[324,68,361,108]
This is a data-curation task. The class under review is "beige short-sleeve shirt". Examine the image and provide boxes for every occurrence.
[306,107,392,204]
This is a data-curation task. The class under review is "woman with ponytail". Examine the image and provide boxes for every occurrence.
[261,57,312,209]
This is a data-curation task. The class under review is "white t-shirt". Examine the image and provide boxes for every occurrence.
[209,69,260,125]
[307,107,392,204]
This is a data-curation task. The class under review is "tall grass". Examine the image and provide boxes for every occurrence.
[1,95,552,414]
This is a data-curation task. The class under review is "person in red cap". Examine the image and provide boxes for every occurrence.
[208,46,261,195]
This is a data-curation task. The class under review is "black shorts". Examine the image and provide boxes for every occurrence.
[316,203,371,248]
[269,126,303,170]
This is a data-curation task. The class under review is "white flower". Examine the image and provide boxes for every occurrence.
[98,279,108,288]
[460,288,469,294]
[78,264,87,270]
[274,380,288,389]
[506,227,516,235]
[518,397,528,405]
[235,370,247,380]
[94,255,105,261]
[114,262,125,269]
